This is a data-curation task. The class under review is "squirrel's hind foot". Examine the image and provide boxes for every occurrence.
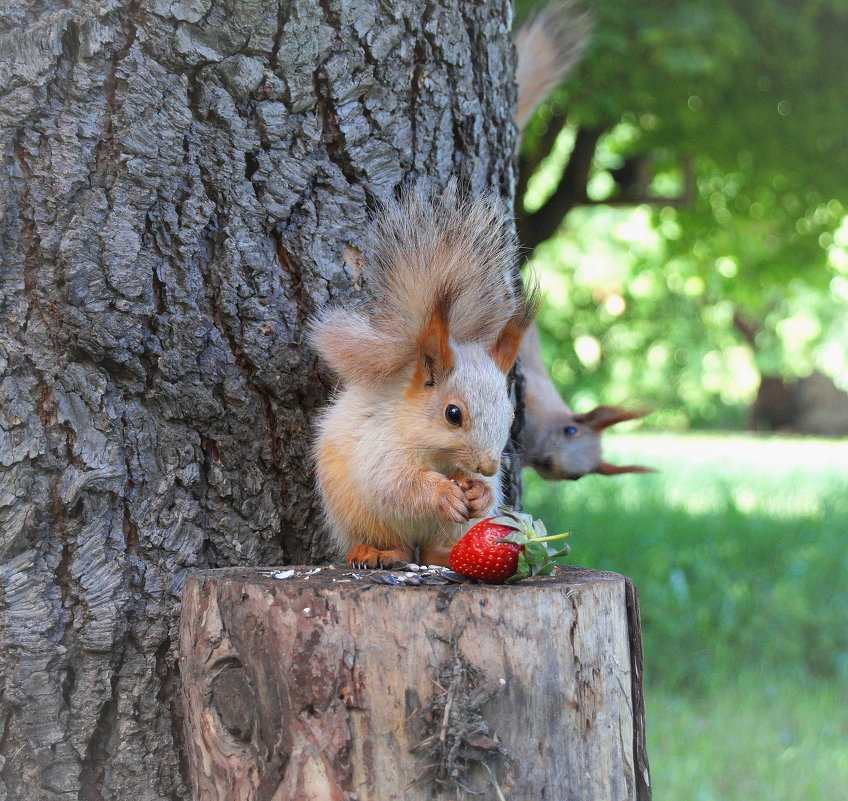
[346,544,413,570]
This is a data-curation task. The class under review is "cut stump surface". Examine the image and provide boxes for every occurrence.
[179,565,650,800]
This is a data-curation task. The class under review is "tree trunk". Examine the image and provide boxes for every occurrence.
[179,566,650,801]
[0,1,518,798]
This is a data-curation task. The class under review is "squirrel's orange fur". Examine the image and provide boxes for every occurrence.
[309,182,538,567]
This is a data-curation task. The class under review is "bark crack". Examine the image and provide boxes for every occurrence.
[157,635,190,799]
[0,712,15,795]
[78,640,128,801]
[408,36,428,169]
[271,230,308,329]
[12,134,41,335]
[93,3,140,191]
[312,64,362,189]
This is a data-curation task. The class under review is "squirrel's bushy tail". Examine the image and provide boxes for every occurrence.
[515,2,592,132]
[310,180,535,386]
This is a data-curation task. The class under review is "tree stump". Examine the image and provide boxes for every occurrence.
[179,566,650,800]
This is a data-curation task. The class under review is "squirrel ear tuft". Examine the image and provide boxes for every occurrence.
[309,308,406,385]
[573,405,647,432]
[489,278,540,374]
[415,292,455,385]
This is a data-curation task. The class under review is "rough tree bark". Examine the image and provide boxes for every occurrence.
[0,1,518,798]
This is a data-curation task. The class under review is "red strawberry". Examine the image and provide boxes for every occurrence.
[448,507,571,584]
[448,518,523,583]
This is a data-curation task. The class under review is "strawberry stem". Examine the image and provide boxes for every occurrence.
[531,532,571,544]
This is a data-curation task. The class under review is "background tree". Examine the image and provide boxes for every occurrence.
[0,1,519,797]
[516,0,848,428]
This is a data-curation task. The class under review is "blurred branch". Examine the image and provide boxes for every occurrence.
[516,110,568,211]
[732,308,761,350]
[591,155,695,208]
[517,130,696,256]
[517,125,606,253]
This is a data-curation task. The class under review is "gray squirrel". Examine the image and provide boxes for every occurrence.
[516,3,653,480]
[521,326,652,479]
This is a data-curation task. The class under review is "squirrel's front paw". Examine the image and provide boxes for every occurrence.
[433,479,471,523]
[459,478,495,519]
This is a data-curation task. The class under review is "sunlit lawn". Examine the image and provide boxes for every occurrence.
[649,675,848,800]
[524,433,848,800]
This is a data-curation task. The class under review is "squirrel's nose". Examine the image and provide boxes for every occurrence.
[476,456,499,477]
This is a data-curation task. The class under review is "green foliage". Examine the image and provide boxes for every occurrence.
[530,206,760,427]
[516,0,848,423]
[489,508,571,581]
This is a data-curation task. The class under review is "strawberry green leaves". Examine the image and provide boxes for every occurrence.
[493,508,571,584]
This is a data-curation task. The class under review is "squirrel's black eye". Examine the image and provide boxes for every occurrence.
[445,404,463,427]
[563,425,578,437]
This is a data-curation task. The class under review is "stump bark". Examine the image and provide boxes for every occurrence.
[179,566,651,800]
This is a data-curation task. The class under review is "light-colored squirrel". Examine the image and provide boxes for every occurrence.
[309,182,538,567]
[515,3,653,480]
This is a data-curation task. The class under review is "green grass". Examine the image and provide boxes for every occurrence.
[523,433,848,799]
[649,675,848,800]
